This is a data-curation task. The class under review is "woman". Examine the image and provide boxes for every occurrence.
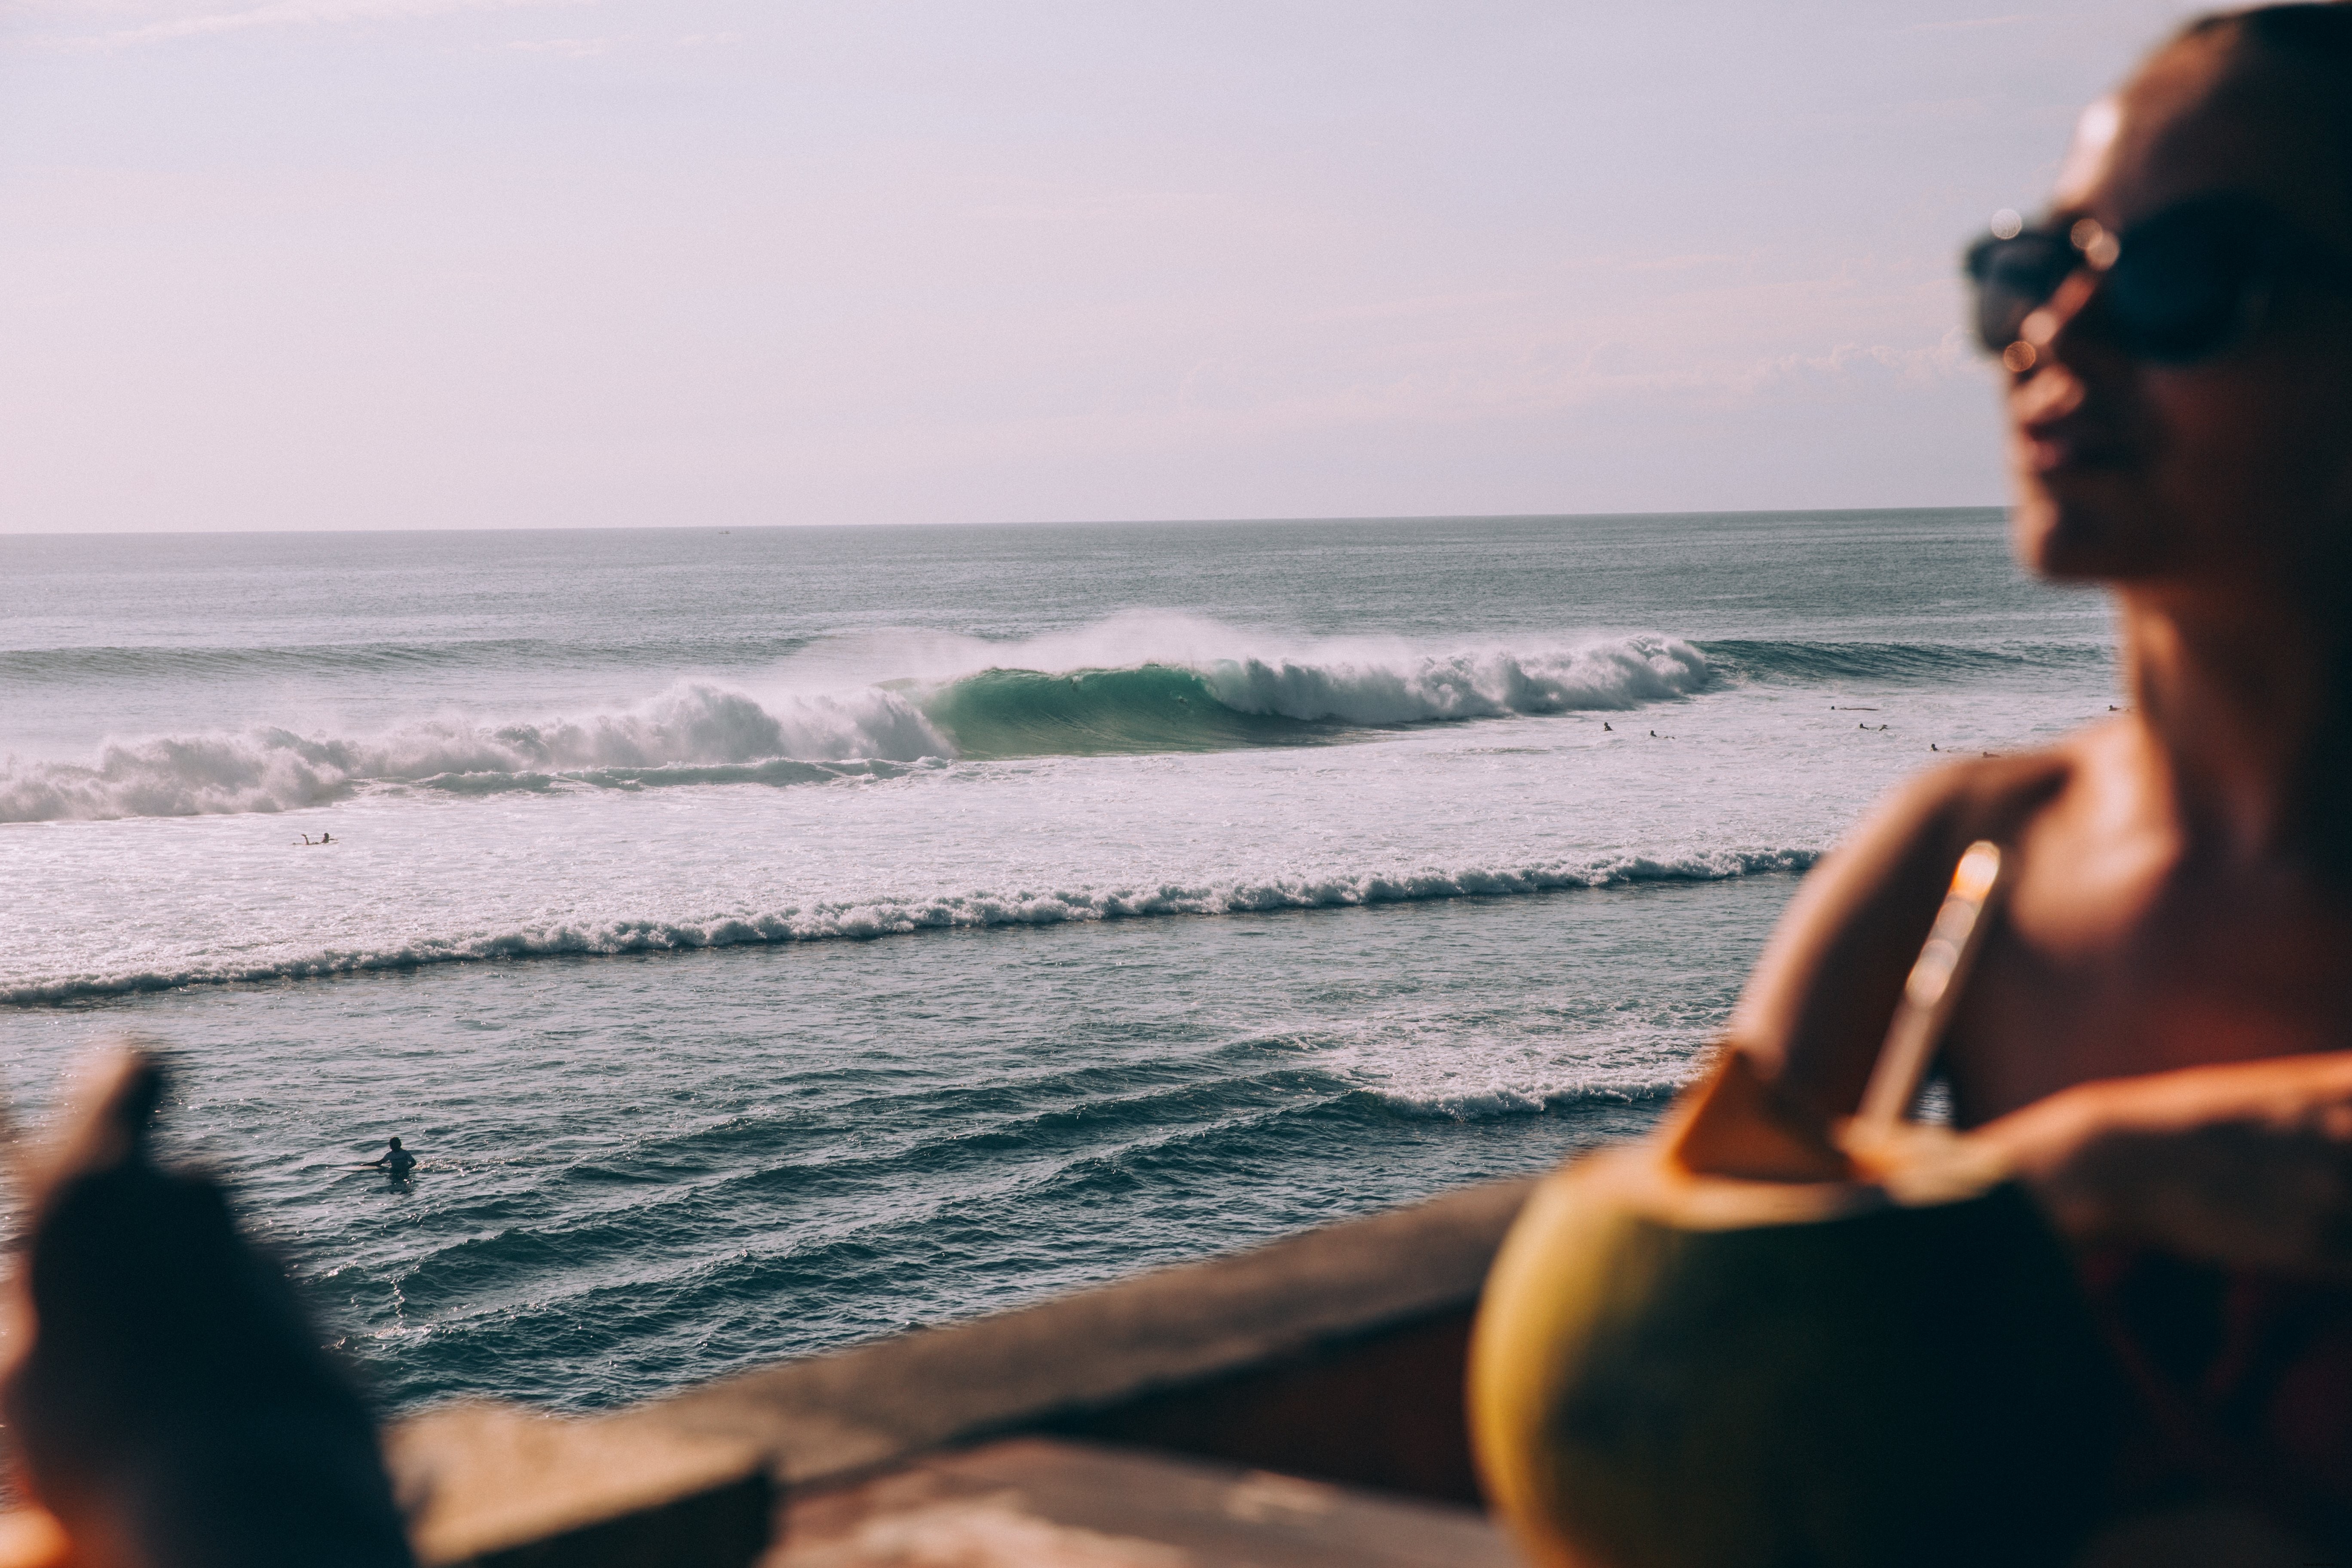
[1734,2,2352,1547]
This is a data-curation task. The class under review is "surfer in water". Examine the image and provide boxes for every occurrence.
[1728,5,2352,1550]
[363,1136,416,1178]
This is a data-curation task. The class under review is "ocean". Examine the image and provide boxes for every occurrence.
[0,510,2114,1414]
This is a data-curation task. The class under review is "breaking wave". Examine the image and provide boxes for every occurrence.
[0,686,945,823]
[3,846,1814,1005]
[927,634,1704,758]
[0,629,1711,822]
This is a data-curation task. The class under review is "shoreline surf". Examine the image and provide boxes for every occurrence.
[3,848,1816,1007]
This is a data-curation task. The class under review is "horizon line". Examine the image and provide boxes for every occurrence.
[0,502,2013,541]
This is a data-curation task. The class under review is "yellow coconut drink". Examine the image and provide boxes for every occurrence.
[1468,845,2129,1568]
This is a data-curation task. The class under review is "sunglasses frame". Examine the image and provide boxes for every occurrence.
[1962,193,2352,369]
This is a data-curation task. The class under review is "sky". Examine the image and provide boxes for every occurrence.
[0,0,2202,533]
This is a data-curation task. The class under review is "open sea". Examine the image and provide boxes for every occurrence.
[0,510,2114,1415]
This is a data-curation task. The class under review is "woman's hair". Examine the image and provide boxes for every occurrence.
[2181,0,2352,58]
[2177,3,2352,112]
[2174,4,2352,214]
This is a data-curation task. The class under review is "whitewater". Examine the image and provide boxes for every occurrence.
[0,510,2116,1413]
[1,621,1712,822]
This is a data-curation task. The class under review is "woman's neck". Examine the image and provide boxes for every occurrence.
[2116,582,2352,866]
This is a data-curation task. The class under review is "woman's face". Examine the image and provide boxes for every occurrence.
[2005,39,2352,597]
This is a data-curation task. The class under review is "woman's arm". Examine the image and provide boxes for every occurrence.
[1730,741,2352,1276]
[1978,1052,2352,1278]
[1729,757,2060,1120]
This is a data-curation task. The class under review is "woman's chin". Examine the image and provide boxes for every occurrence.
[2009,475,2168,582]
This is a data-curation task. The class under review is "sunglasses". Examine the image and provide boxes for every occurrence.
[1963,193,2349,368]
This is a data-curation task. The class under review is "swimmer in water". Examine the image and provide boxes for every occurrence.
[363,1138,416,1178]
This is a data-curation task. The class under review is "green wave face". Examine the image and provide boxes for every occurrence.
[918,665,1320,759]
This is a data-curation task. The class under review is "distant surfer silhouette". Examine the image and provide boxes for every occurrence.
[1602,722,1612,732]
[361,1138,416,1179]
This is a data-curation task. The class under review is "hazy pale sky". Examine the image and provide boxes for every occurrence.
[1,0,2198,532]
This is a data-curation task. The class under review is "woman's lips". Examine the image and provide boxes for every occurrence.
[2009,365,2133,475]
[2020,415,2132,474]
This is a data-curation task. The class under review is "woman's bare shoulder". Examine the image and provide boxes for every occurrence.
[1727,733,2095,1114]
[1779,735,2089,957]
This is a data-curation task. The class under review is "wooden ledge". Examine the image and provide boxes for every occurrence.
[774,1435,1519,1568]
[388,1403,772,1567]
[616,1175,1535,1495]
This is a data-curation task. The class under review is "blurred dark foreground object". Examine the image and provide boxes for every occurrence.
[0,1051,413,1568]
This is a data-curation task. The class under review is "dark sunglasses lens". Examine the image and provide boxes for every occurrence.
[2105,213,2264,361]
[1966,234,2074,351]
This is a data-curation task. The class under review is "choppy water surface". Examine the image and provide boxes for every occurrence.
[0,511,2115,1412]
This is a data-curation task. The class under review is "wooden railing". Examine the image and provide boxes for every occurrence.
[390,1176,1536,1566]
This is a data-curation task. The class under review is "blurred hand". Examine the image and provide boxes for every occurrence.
[1978,1052,2352,1278]
[0,1050,413,1568]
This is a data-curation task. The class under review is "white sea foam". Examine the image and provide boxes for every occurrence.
[1197,636,1706,724]
[0,684,946,823]
[0,847,1813,1004]
[0,620,1709,822]
[1363,1073,1690,1119]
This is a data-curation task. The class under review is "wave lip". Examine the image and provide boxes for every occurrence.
[918,664,1318,759]
[2,846,1815,1006]
[1200,634,1709,726]
[902,633,1708,759]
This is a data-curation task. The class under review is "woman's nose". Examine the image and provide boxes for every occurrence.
[2009,270,2104,374]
